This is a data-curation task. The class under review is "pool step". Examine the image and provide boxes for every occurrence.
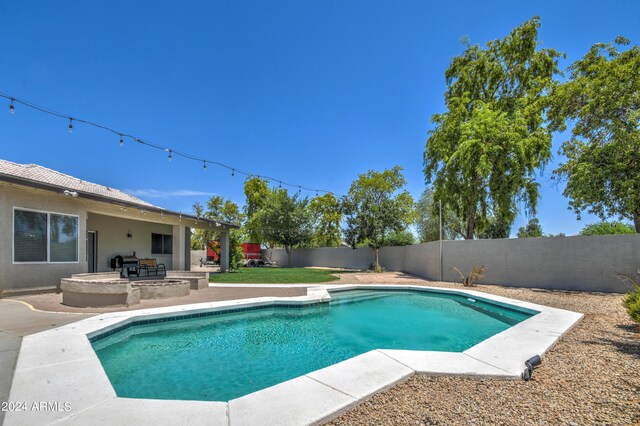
[329,292,389,305]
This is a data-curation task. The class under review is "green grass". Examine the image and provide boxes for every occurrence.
[208,267,343,284]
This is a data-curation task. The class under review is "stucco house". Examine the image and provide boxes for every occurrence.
[0,159,237,295]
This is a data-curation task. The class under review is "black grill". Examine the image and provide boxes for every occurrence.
[110,255,139,277]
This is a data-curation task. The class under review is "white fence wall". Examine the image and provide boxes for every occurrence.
[264,234,640,293]
[264,247,375,270]
[190,250,207,265]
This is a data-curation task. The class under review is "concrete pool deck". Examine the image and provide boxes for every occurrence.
[2,284,582,426]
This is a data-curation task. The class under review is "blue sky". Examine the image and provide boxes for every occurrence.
[0,0,638,236]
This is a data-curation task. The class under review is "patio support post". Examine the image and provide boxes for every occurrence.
[219,229,229,272]
[172,224,187,271]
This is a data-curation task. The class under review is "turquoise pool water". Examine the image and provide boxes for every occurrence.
[92,289,533,401]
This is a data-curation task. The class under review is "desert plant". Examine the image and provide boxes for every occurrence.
[617,270,640,326]
[451,265,486,287]
[368,263,386,273]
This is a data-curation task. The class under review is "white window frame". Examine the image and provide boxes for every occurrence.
[12,207,80,264]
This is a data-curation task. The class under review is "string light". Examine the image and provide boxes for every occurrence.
[203,161,207,172]
[0,92,338,197]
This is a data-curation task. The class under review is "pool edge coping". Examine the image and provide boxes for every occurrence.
[4,284,583,426]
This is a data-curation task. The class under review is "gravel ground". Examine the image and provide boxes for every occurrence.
[326,278,640,426]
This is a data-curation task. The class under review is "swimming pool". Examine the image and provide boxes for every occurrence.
[91,289,535,401]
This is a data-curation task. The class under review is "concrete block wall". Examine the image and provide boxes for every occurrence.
[263,247,376,270]
[264,234,640,293]
[190,250,207,265]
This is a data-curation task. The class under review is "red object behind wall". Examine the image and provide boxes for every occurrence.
[206,241,220,261]
[242,243,262,260]
[207,241,261,261]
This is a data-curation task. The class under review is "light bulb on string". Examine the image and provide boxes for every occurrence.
[0,92,342,199]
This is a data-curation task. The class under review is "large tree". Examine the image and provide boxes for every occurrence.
[579,221,635,236]
[549,37,640,231]
[342,166,415,270]
[308,193,342,247]
[415,188,466,242]
[243,176,271,243]
[424,17,562,239]
[517,218,544,238]
[253,188,313,265]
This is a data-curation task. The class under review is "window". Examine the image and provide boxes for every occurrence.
[151,233,173,255]
[50,214,79,262]
[14,210,47,262]
[14,208,79,263]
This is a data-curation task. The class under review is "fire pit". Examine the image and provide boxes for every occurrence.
[60,273,191,307]
[131,280,190,299]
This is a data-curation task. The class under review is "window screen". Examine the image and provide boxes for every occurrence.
[50,214,78,262]
[14,210,47,262]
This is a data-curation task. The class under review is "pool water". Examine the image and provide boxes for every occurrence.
[92,290,534,401]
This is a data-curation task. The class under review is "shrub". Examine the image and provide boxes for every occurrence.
[451,265,486,287]
[623,290,640,324]
[617,270,640,326]
[368,263,386,273]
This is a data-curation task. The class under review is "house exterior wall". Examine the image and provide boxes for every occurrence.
[86,213,174,272]
[0,183,87,292]
[0,182,202,294]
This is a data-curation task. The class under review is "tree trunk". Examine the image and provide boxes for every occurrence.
[465,205,476,239]
[465,175,480,239]
[635,213,640,233]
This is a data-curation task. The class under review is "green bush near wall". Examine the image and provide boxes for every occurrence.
[623,287,640,325]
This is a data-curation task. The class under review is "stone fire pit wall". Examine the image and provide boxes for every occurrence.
[60,272,139,308]
[166,271,209,290]
[60,272,193,308]
[131,280,190,299]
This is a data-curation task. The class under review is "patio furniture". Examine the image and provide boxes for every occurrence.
[138,258,167,277]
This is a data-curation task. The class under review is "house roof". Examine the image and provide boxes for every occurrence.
[0,159,157,207]
[0,159,239,229]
